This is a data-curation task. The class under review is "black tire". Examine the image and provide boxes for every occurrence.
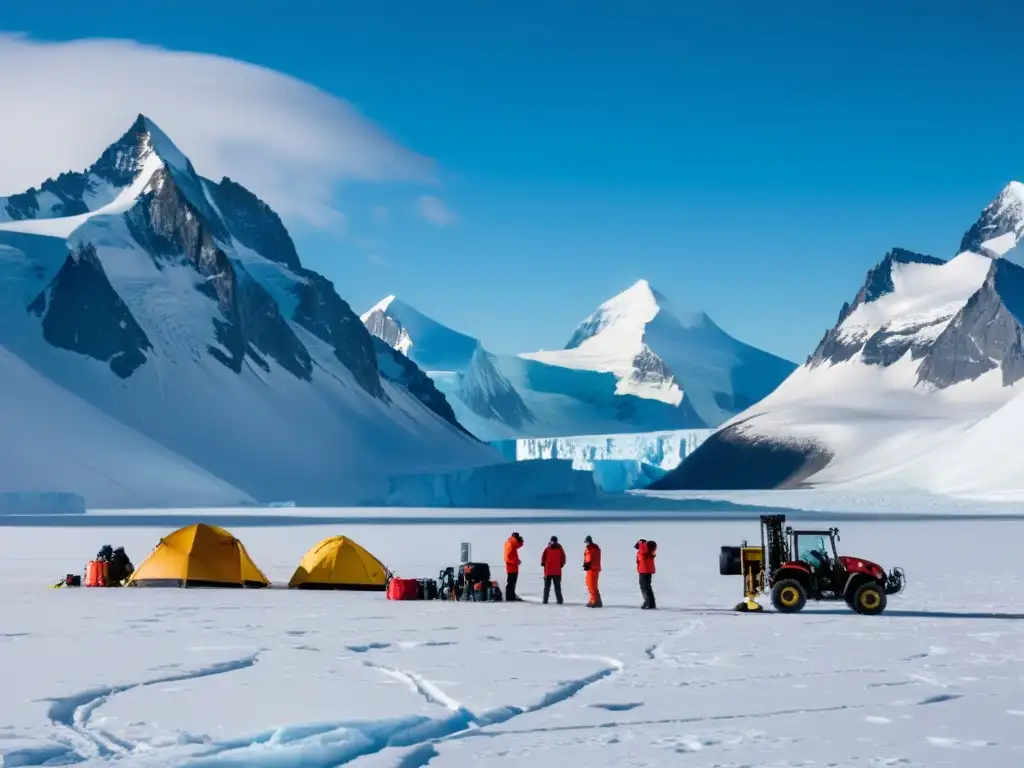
[719,546,742,576]
[851,581,887,615]
[771,579,807,613]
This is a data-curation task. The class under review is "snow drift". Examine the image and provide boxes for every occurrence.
[655,188,1024,498]
[0,115,495,507]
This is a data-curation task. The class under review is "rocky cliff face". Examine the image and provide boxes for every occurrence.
[918,258,1024,388]
[959,181,1024,257]
[372,337,470,435]
[27,243,152,379]
[125,166,313,380]
[206,177,301,271]
[808,248,945,367]
[292,271,383,397]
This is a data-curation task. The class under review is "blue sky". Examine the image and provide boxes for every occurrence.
[4,0,1023,361]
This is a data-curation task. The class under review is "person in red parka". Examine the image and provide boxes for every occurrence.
[636,538,657,609]
[583,535,602,608]
[503,532,524,601]
[541,536,566,604]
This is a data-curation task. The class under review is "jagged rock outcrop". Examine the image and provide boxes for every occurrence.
[918,258,1024,387]
[372,337,471,435]
[293,271,383,397]
[126,166,313,380]
[27,243,151,378]
[808,248,944,367]
[206,177,301,270]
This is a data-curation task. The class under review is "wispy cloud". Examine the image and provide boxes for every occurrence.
[371,205,390,226]
[0,34,435,231]
[417,195,458,228]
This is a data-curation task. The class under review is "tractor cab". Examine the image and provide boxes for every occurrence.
[788,528,843,596]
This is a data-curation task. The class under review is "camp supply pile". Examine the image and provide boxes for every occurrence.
[74,545,134,588]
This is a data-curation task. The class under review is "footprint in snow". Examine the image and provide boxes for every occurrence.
[589,702,643,712]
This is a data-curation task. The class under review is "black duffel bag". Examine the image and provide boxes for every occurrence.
[418,578,439,600]
[463,562,490,583]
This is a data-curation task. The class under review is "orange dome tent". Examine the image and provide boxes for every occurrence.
[289,536,389,590]
[126,523,269,588]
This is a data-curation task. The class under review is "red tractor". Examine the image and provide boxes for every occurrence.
[719,514,906,615]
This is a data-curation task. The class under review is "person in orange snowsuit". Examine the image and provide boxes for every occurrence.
[583,535,602,607]
[503,532,524,601]
[541,536,566,604]
[636,538,657,609]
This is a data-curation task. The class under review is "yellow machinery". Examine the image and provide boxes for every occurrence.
[735,546,765,611]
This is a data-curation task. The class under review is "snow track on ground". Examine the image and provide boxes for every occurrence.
[41,653,262,764]
[2,520,1023,767]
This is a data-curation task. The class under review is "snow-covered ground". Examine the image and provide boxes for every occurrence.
[2,515,1022,767]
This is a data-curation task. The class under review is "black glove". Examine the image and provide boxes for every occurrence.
[583,562,590,571]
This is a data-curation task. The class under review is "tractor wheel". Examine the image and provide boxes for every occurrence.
[770,579,807,613]
[851,582,887,615]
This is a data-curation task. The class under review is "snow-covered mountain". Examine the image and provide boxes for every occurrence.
[523,280,796,427]
[0,115,495,507]
[653,183,1024,497]
[361,283,794,441]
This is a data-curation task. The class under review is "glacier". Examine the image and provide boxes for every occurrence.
[385,459,598,507]
[492,429,713,492]
[0,492,85,516]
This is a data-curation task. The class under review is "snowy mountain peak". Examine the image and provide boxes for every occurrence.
[362,296,413,355]
[361,295,398,322]
[0,120,491,504]
[0,114,203,228]
[564,279,705,351]
[960,181,1024,258]
[523,281,795,426]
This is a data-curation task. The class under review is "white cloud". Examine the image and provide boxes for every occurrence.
[417,195,458,227]
[0,34,435,230]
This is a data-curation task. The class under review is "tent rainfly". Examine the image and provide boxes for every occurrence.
[126,523,269,588]
[289,536,389,590]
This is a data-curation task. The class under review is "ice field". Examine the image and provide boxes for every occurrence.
[1,516,1022,767]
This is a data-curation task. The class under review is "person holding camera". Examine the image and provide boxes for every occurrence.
[635,538,657,609]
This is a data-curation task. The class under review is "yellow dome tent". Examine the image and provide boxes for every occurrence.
[289,536,389,590]
[126,523,269,588]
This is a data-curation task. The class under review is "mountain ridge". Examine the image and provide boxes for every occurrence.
[362,281,794,439]
[652,181,1024,495]
[0,114,493,506]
